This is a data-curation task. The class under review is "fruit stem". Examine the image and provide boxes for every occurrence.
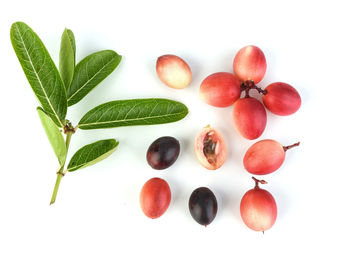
[283,142,300,151]
[255,86,268,95]
[241,80,267,97]
[49,129,74,205]
[252,176,267,188]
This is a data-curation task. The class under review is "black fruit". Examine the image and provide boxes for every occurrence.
[189,187,218,226]
[146,136,180,170]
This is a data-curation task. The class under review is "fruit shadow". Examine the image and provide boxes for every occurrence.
[164,175,184,214]
[271,185,291,221]
[211,184,243,223]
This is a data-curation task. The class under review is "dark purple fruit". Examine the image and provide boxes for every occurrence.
[189,187,218,226]
[146,136,180,170]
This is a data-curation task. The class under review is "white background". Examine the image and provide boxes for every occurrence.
[1,0,349,255]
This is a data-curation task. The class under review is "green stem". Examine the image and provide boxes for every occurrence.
[50,166,64,205]
[66,131,72,149]
[50,131,73,205]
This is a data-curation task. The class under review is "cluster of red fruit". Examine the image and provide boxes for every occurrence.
[200,45,301,138]
[198,45,301,232]
[140,46,301,232]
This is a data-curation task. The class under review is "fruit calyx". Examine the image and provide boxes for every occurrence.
[240,80,267,98]
[283,142,300,152]
[252,176,267,188]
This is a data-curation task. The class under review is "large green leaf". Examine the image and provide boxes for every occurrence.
[10,22,67,127]
[59,28,76,89]
[37,107,67,166]
[78,98,188,130]
[67,50,121,106]
[67,139,119,172]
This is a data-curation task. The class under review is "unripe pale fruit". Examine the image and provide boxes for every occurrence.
[233,45,267,84]
[233,97,267,140]
[240,177,277,232]
[140,177,171,219]
[199,72,241,107]
[244,139,300,175]
[194,125,226,170]
[262,82,301,116]
[156,54,192,89]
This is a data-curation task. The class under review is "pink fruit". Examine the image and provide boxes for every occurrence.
[232,97,267,140]
[262,82,301,116]
[156,54,192,89]
[244,139,300,175]
[140,177,171,219]
[233,45,267,84]
[240,177,277,232]
[194,125,227,170]
[199,72,241,107]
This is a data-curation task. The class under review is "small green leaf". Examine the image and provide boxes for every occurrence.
[67,50,122,106]
[67,139,119,172]
[10,22,67,127]
[78,98,188,130]
[59,28,76,89]
[37,107,67,166]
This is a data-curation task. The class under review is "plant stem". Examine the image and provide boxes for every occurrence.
[66,130,72,149]
[49,131,73,205]
[50,166,64,205]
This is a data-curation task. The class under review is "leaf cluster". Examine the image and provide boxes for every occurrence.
[10,22,188,203]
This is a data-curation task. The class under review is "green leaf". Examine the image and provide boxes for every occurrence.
[10,22,67,127]
[78,98,188,130]
[67,139,119,172]
[37,107,67,166]
[59,28,76,89]
[67,50,122,106]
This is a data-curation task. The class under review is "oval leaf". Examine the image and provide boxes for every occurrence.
[59,28,76,89]
[10,22,67,127]
[67,50,122,106]
[37,107,67,166]
[78,98,188,130]
[67,139,119,172]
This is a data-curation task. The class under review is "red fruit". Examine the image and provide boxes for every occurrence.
[194,125,227,170]
[140,177,171,219]
[233,45,267,84]
[240,177,277,232]
[244,140,300,175]
[262,82,301,116]
[156,54,192,89]
[232,97,267,140]
[199,72,241,107]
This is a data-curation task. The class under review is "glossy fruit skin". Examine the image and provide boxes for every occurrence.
[200,72,241,107]
[262,82,301,116]
[147,136,180,170]
[240,185,277,232]
[244,139,285,175]
[194,126,227,170]
[156,54,192,89]
[233,45,267,84]
[233,97,267,140]
[140,178,171,219]
[189,187,218,226]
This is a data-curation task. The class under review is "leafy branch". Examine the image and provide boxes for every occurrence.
[10,22,189,205]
